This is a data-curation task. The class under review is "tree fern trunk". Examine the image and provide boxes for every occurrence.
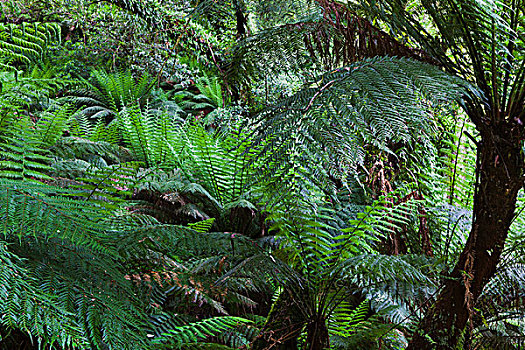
[251,290,303,350]
[304,316,329,350]
[407,122,524,349]
[235,3,247,38]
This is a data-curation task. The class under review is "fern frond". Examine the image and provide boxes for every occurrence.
[119,103,182,167]
[254,56,474,186]
[73,161,140,210]
[0,241,87,348]
[0,22,60,70]
[0,180,153,349]
[0,115,53,182]
[152,316,252,348]
[65,69,156,125]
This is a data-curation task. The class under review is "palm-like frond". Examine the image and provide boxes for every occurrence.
[0,241,87,349]
[152,316,252,348]
[354,0,525,126]
[254,56,473,186]
[50,137,132,170]
[0,116,53,182]
[119,103,183,167]
[0,180,151,349]
[66,69,155,123]
[173,121,256,205]
[232,0,435,75]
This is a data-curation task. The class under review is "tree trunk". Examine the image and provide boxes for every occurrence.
[407,122,524,349]
[235,5,247,38]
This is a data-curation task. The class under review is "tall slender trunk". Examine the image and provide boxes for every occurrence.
[407,121,524,349]
[235,4,247,38]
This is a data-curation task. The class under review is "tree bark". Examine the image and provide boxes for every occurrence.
[407,121,524,349]
[235,5,247,38]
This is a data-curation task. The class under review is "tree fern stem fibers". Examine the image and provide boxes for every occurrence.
[304,314,329,350]
[407,122,524,349]
[251,289,304,350]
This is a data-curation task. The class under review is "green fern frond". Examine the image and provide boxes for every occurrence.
[328,299,370,338]
[65,69,156,124]
[152,316,252,348]
[0,67,74,112]
[51,137,132,168]
[119,103,183,167]
[194,72,226,109]
[254,56,474,187]
[0,22,60,70]
[0,114,54,182]
[188,218,216,233]
[73,161,140,210]
[0,179,165,349]
[34,103,74,148]
[1,180,113,253]
[0,241,87,348]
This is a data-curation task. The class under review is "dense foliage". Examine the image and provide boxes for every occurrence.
[1,0,525,349]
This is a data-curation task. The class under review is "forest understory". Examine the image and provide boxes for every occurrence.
[1,0,525,349]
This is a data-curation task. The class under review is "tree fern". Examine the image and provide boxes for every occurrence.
[0,180,152,349]
[253,183,436,348]
[66,69,155,123]
[253,56,474,188]
[328,299,370,338]
[172,121,255,205]
[328,299,403,349]
[113,216,276,348]
[223,0,438,96]
[468,192,525,349]
[34,103,75,148]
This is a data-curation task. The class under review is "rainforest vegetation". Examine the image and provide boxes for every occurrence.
[1,0,525,349]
